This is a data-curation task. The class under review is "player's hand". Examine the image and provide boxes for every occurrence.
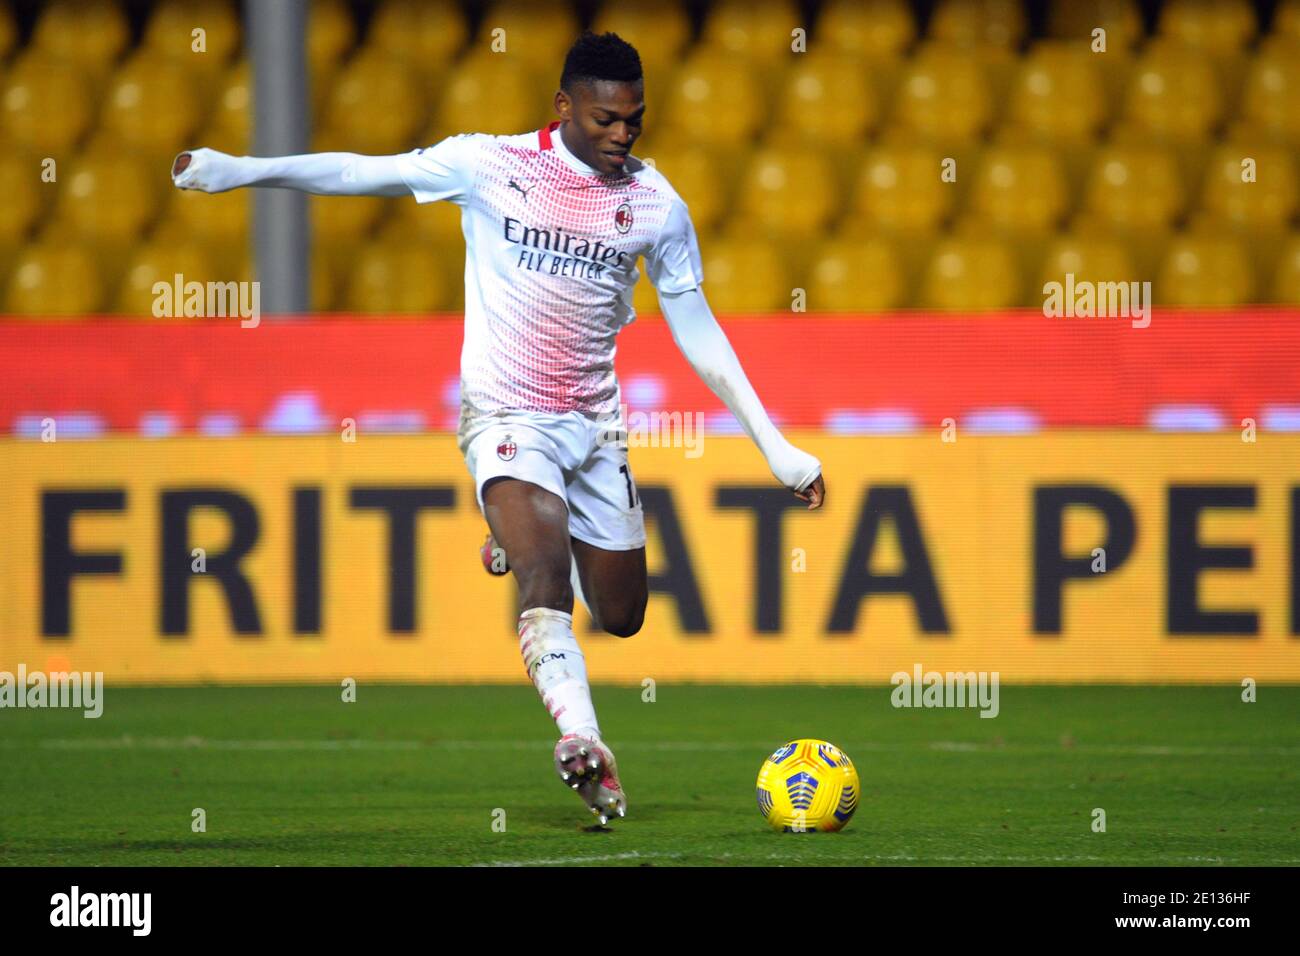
[171,147,244,193]
[794,473,825,511]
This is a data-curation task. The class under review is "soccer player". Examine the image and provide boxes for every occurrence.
[172,31,825,825]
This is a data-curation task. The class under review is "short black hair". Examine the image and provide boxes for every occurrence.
[560,31,643,92]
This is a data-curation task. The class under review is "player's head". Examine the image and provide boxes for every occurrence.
[555,31,644,176]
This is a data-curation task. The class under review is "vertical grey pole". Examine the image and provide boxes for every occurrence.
[247,0,310,314]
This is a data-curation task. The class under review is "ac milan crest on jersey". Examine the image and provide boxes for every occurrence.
[615,202,633,233]
[497,436,518,461]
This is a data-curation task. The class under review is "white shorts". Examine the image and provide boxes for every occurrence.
[459,410,647,551]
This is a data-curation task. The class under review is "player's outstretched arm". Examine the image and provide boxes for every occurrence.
[658,286,825,510]
[171,147,412,197]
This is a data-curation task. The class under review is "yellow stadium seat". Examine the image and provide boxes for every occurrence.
[1239,41,1300,145]
[965,147,1070,234]
[31,0,130,79]
[1199,145,1298,232]
[593,0,691,76]
[699,236,791,312]
[115,240,225,317]
[700,0,803,66]
[1156,235,1253,306]
[0,51,94,153]
[808,238,907,312]
[143,0,240,67]
[1080,147,1184,232]
[4,241,105,315]
[930,0,1026,48]
[819,0,916,59]
[1048,0,1143,49]
[919,237,1020,310]
[768,52,878,148]
[887,45,992,145]
[1158,0,1256,55]
[476,0,580,70]
[369,0,466,78]
[732,147,837,241]
[425,51,541,141]
[308,0,357,107]
[1119,42,1223,142]
[53,152,162,249]
[661,51,765,146]
[161,186,251,272]
[1037,235,1137,292]
[851,145,955,233]
[385,194,464,247]
[1271,234,1300,303]
[321,53,425,155]
[344,241,455,312]
[201,59,251,155]
[1005,42,1109,145]
[99,52,202,164]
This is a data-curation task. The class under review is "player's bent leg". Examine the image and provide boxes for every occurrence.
[482,477,572,612]
[570,537,648,637]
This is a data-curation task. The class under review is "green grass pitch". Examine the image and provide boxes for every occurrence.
[1,685,1296,866]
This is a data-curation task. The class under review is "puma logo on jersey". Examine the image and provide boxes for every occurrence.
[508,179,534,201]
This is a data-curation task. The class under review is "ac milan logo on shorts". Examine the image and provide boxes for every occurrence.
[614,203,633,233]
[496,436,517,461]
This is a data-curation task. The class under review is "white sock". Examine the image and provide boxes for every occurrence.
[518,607,601,739]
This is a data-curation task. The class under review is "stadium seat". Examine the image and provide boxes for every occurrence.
[476,0,580,71]
[1198,145,1298,233]
[1048,0,1143,49]
[1238,40,1300,146]
[1000,42,1108,191]
[1276,0,1300,44]
[1118,42,1223,143]
[311,194,393,288]
[160,185,251,276]
[115,239,224,317]
[808,238,907,312]
[819,0,916,59]
[321,53,426,156]
[1037,235,1138,293]
[424,50,541,141]
[1079,147,1185,232]
[919,237,1020,310]
[369,0,466,79]
[698,237,791,313]
[344,241,455,313]
[767,52,878,149]
[699,0,803,66]
[627,137,730,235]
[732,147,837,241]
[0,149,49,257]
[201,59,251,155]
[99,52,203,165]
[385,194,464,247]
[307,0,358,106]
[851,145,955,234]
[1157,0,1256,56]
[660,51,765,146]
[1271,234,1300,303]
[964,147,1070,235]
[886,45,992,146]
[52,152,162,255]
[1156,235,1253,306]
[31,0,130,80]
[592,0,691,77]
[3,241,105,315]
[0,51,95,153]
[143,0,241,66]
[930,0,1027,48]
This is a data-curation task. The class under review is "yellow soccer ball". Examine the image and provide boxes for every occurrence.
[755,738,860,832]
